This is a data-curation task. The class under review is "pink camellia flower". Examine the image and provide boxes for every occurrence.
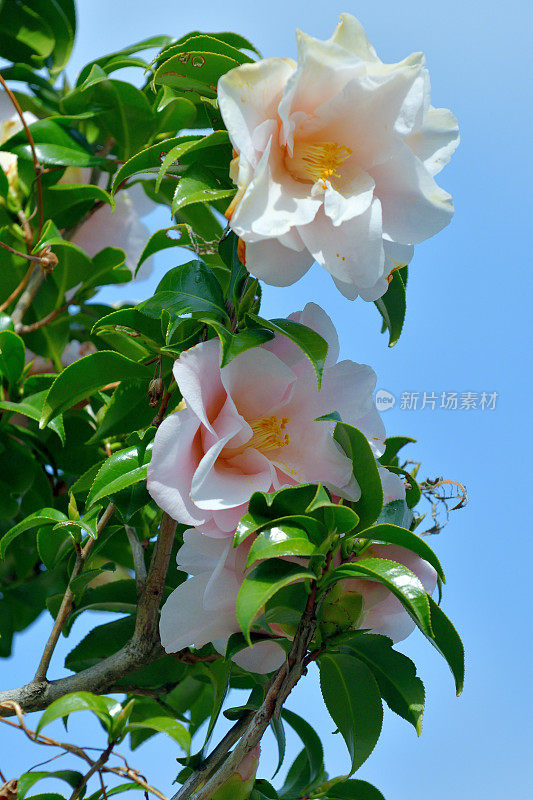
[159,529,287,673]
[147,302,390,533]
[218,13,459,300]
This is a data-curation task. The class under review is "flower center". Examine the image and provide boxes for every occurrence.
[286,140,352,186]
[248,415,289,452]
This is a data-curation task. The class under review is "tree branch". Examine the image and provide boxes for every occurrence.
[0,512,177,716]
[33,503,116,682]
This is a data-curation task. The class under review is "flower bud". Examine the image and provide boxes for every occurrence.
[148,377,164,407]
[210,745,260,800]
[319,579,364,638]
[39,246,58,273]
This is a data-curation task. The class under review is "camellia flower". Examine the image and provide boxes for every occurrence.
[147,303,393,533]
[0,93,154,280]
[159,529,288,673]
[218,13,459,300]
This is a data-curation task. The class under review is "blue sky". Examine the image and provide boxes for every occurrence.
[1,1,531,798]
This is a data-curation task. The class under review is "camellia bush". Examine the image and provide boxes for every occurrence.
[0,4,464,800]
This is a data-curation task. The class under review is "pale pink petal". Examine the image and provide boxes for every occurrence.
[160,574,237,652]
[218,58,296,165]
[231,136,321,240]
[244,236,314,287]
[221,347,296,420]
[192,446,274,511]
[230,640,287,674]
[323,168,375,226]
[265,302,340,368]
[147,408,204,526]
[298,201,384,291]
[370,142,454,244]
[173,339,225,433]
[378,466,406,503]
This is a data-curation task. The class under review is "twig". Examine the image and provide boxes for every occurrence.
[0,512,176,716]
[70,741,114,800]
[0,72,44,237]
[17,302,67,334]
[33,503,116,682]
[0,263,33,312]
[10,266,46,331]
[151,386,173,428]
[126,525,147,596]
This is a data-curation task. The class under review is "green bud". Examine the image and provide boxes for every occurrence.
[210,745,260,800]
[319,579,364,638]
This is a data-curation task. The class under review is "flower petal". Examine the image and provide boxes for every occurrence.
[298,201,384,291]
[221,346,296,420]
[231,640,287,673]
[244,235,314,287]
[370,142,454,244]
[147,408,204,526]
[406,105,460,176]
[173,339,225,433]
[329,13,380,62]
[192,445,274,511]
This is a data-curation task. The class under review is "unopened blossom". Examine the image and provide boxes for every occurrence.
[210,745,260,800]
[218,13,459,300]
[147,303,389,533]
[0,94,154,280]
[159,529,287,673]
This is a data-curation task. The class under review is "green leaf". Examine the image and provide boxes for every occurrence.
[17,770,84,799]
[111,135,200,191]
[375,499,413,529]
[246,525,315,568]
[154,50,241,96]
[247,313,327,388]
[378,436,416,467]
[171,163,235,214]
[76,35,173,86]
[0,390,65,443]
[0,119,107,167]
[236,560,314,645]
[280,708,324,789]
[65,616,135,671]
[319,652,383,773]
[36,691,120,734]
[341,634,425,734]
[324,779,386,800]
[270,717,286,779]
[136,224,196,273]
[0,330,25,388]
[86,444,152,507]
[126,716,190,752]
[333,423,383,532]
[362,523,445,581]
[0,508,68,557]
[42,182,112,229]
[325,558,433,638]
[427,596,465,695]
[91,308,163,345]
[87,382,154,444]
[138,259,228,322]
[217,327,275,367]
[386,466,421,508]
[40,351,151,426]
[374,268,407,346]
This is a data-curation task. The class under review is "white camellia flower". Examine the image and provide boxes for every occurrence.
[218,13,459,300]
[0,93,154,280]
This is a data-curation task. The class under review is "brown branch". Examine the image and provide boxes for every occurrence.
[0,263,34,313]
[10,265,46,331]
[0,73,44,237]
[70,741,114,800]
[34,502,116,682]
[126,525,147,596]
[17,302,68,335]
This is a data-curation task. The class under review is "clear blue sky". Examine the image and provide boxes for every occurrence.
[1,2,531,798]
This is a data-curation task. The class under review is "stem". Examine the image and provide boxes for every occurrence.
[0,73,44,238]
[33,503,116,682]
[10,266,45,331]
[69,740,115,800]
[17,302,67,334]
[0,263,34,313]
[126,525,147,596]
[133,512,176,646]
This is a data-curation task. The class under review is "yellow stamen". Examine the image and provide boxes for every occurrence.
[248,416,289,452]
[286,140,352,187]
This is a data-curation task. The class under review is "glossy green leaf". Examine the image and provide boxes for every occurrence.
[341,634,425,734]
[325,558,433,637]
[42,182,112,229]
[386,465,421,508]
[111,135,201,192]
[17,770,83,799]
[76,35,173,86]
[86,443,152,507]
[280,708,325,789]
[246,525,315,568]
[139,259,228,322]
[171,163,235,214]
[0,508,68,557]
[333,423,383,532]
[378,436,416,467]
[36,691,120,734]
[0,119,107,167]
[91,308,163,344]
[325,779,386,800]
[0,329,25,388]
[270,717,286,779]
[247,313,327,388]
[374,268,407,347]
[0,390,65,443]
[136,224,196,273]
[216,326,275,367]
[375,499,413,529]
[154,50,240,96]
[236,560,314,645]
[126,716,190,752]
[319,652,383,773]
[363,523,445,581]
[40,351,151,426]
[427,596,465,695]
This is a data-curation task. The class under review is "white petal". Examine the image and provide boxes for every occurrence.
[329,13,380,62]
[406,106,460,176]
[298,201,384,290]
[231,640,287,673]
[218,58,295,165]
[370,142,454,244]
[244,235,314,286]
[231,136,321,240]
[323,169,375,226]
[173,339,224,433]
